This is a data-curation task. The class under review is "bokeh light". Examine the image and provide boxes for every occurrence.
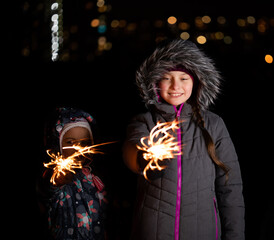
[91,19,100,27]
[265,54,273,64]
[180,32,190,40]
[202,15,211,24]
[197,35,206,44]
[167,16,177,25]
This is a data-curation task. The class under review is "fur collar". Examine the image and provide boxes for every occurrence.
[136,39,221,110]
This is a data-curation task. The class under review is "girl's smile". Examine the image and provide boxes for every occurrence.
[168,92,184,97]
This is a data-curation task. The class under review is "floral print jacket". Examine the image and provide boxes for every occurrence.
[48,168,107,240]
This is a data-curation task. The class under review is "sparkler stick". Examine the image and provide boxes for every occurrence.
[137,120,182,180]
[44,142,115,185]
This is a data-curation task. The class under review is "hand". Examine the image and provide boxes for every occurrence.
[137,150,169,180]
[54,170,74,187]
[43,168,74,187]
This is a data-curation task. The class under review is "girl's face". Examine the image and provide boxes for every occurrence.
[61,127,91,158]
[158,71,193,106]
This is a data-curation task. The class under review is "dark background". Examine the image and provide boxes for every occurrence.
[9,0,274,239]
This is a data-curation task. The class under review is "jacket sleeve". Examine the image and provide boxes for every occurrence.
[123,114,150,174]
[214,117,245,240]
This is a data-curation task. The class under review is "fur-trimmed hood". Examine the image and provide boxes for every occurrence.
[136,39,222,110]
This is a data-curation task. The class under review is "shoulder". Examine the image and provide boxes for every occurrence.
[132,111,152,121]
[126,112,153,140]
[202,110,221,127]
[202,110,229,139]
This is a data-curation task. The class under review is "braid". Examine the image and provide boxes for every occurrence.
[192,105,230,181]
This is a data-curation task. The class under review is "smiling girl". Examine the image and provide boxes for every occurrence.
[123,39,245,240]
[159,70,193,106]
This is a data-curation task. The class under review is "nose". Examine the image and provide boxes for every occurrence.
[170,78,180,90]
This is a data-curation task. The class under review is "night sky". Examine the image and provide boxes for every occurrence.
[10,0,274,239]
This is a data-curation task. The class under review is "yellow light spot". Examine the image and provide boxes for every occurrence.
[154,20,164,28]
[167,16,177,25]
[119,20,127,28]
[217,16,226,25]
[223,36,232,44]
[180,32,190,40]
[178,22,190,30]
[98,5,107,13]
[111,20,119,28]
[90,19,99,27]
[237,18,246,27]
[98,36,106,46]
[247,16,256,24]
[97,0,105,7]
[197,35,206,44]
[202,15,211,24]
[265,54,273,64]
[195,17,204,28]
[215,31,224,40]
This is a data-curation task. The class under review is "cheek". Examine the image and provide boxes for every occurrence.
[62,148,76,158]
[184,83,193,95]
[158,82,169,92]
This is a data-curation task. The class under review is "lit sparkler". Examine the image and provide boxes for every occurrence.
[44,142,114,185]
[137,120,182,180]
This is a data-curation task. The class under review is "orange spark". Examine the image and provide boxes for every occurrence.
[137,120,181,180]
[44,142,115,185]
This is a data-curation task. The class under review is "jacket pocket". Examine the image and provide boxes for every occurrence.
[213,197,218,240]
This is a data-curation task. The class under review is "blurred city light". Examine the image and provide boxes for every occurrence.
[202,15,211,24]
[91,19,100,27]
[237,18,246,27]
[21,1,274,64]
[195,16,204,28]
[180,32,190,40]
[217,16,226,25]
[265,54,273,64]
[223,36,233,44]
[178,22,190,30]
[247,16,256,24]
[50,0,63,62]
[197,35,207,44]
[167,16,177,25]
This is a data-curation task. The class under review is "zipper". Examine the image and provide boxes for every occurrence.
[213,197,218,240]
[173,103,184,240]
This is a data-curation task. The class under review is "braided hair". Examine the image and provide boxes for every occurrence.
[189,82,230,181]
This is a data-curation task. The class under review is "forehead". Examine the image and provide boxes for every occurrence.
[63,127,91,140]
[165,71,190,76]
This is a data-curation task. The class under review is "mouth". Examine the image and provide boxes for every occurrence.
[168,93,184,97]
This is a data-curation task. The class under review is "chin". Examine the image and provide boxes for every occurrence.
[168,100,185,106]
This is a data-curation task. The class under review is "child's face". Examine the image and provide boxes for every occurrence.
[61,127,92,158]
[158,71,193,106]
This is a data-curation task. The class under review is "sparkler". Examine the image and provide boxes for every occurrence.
[44,142,114,185]
[137,120,182,180]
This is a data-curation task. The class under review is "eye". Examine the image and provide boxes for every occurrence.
[79,139,91,146]
[65,140,74,145]
[161,77,170,81]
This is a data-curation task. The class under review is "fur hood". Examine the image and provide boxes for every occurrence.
[136,39,222,110]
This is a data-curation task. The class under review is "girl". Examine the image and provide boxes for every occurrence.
[38,107,107,240]
[123,39,245,240]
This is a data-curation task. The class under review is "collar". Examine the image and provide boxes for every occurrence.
[149,102,193,122]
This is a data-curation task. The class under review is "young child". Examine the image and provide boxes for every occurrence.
[38,107,107,240]
[123,39,245,240]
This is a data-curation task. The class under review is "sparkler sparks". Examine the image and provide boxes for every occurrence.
[44,142,114,185]
[137,120,182,180]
